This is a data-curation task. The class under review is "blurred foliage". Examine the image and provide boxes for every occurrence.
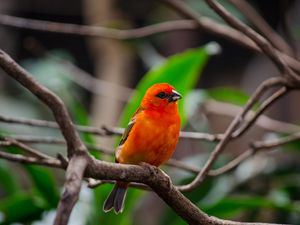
[119,44,213,128]
[207,87,251,107]
[0,35,300,225]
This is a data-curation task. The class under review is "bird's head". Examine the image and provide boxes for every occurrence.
[141,83,182,110]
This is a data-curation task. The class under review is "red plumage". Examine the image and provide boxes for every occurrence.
[104,83,181,213]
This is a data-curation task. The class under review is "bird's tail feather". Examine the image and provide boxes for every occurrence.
[103,182,128,214]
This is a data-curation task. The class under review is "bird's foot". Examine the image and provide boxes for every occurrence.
[139,162,173,190]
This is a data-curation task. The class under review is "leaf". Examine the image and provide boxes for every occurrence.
[119,43,218,128]
[0,162,19,196]
[202,195,299,219]
[107,44,216,225]
[26,165,60,208]
[0,192,45,225]
[207,87,251,107]
[4,145,60,208]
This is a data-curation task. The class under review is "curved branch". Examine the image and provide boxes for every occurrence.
[228,0,294,56]
[160,0,300,73]
[204,0,299,82]
[177,77,286,192]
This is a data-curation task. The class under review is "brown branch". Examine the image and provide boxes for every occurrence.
[177,77,286,192]
[0,131,297,224]
[0,21,293,223]
[228,0,294,56]
[0,49,86,157]
[87,178,151,190]
[204,0,299,83]
[0,14,198,39]
[232,86,289,137]
[211,131,300,176]
[0,114,222,141]
[160,0,300,73]
[203,101,300,134]
[0,149,63,168]
[0,48,88,225]
[1,137,53,159]
[85,157,284,225]
[1,12,300,72]
[56,59,134,102]
[0,148,281,224]
[54,153,88,225]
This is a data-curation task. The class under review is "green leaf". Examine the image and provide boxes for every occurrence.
[202,195,299,219]
[0,162,19,196]
[119,44,216,128]
[207,87,250,107]
[4,145,60,208]
[26,165,60,208]
[0,192,45,225]
[108,44,216,225]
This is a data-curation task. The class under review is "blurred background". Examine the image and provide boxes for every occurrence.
[1,0,300,224]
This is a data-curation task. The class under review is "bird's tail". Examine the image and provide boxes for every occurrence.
[103,181,129,214]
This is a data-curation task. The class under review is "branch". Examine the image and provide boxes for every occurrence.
[160,0,300,73]
[177,77,286,191]
[232,86,289,137]
[85,157,282,225]
[228,0,294,56]
[1,137,53,159]
[204,0,299,83]
[1,12,300,72]
[0,149,63,168]
[211,131,300,176]
[0,14,199,39]
[54,153,88,225]
[0,114,221,141]
[0,49,86,157]
[203,101,300,134]
[0,48,88,225]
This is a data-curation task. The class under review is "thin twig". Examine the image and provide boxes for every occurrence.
[203,100,300,134]
[211,131,300,176]
[160,0,300,73]
[0,48,89,225]
[0,14,199,39]
[0,49,86,157]
[1,137,53,159]
[87,178,151,190]
[228,0,294,56]
[232,86,289,137]
[204,0,299,83]
[0,114,222,141]
[177,77,286,192]
[1,11,300,72]
[0,150,63,168]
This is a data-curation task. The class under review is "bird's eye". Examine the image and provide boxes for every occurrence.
[156,91,168,99]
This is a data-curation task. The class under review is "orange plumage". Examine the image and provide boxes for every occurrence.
[103,83,181,213]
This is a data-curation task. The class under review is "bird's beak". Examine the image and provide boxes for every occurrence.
[168,90,182,102]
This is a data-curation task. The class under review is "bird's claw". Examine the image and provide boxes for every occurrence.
[139,162,173,190]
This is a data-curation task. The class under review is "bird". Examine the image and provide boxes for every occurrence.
[103,83,182,214]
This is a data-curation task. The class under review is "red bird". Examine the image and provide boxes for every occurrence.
[103,83,182,213]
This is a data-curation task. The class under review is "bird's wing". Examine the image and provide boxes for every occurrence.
[119,107,144,146]
[115,107,143,163]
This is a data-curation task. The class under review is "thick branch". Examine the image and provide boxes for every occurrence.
[54,154,88,225]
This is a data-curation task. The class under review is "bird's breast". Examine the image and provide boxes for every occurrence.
[117,110,180,166]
